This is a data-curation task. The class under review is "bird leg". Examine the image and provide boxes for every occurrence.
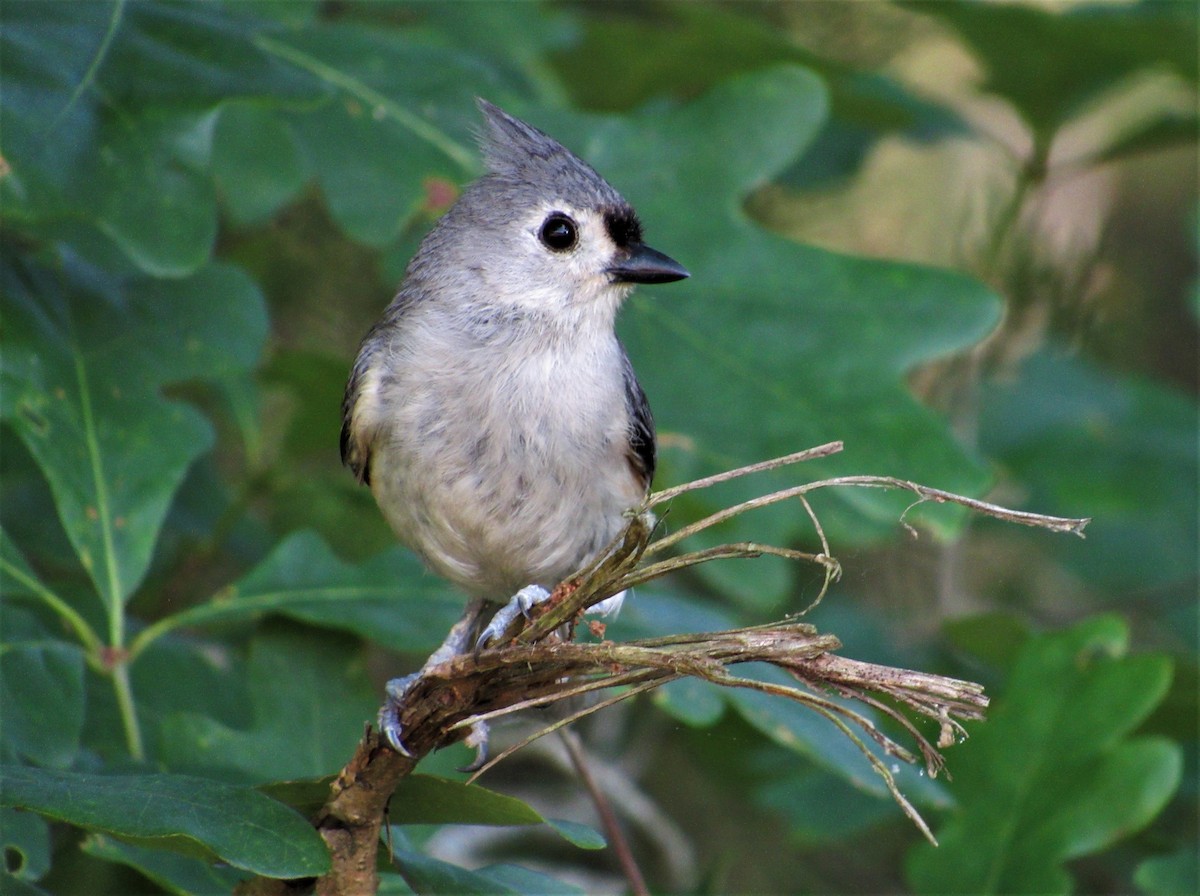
[380,586,629,762]
[379,597,489,758]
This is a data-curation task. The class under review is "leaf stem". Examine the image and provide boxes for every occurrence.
[254,35,478,173]
[125,585,399,661]
[110,660,145,762]
[0,558,105,666]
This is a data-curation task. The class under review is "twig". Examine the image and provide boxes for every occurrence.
[559,730,650,896]
[648,441,844,505]
[249,443,1090,894]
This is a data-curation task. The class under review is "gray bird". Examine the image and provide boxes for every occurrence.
[341,100,688,755]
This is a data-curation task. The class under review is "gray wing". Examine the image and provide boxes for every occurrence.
[619,344,656,490]
[340,293,415,487]
[340,351,373,485]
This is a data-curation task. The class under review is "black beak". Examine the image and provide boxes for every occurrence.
[608,244,689,284]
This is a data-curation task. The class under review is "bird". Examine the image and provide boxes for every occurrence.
[340,99,688,755]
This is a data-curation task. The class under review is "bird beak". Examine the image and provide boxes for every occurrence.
[608,244,690,284]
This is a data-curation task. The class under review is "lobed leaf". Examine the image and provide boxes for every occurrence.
[1,258,267,610]
[906,616,1180,895]
[157,623,377,784]
[903,0,1197,149]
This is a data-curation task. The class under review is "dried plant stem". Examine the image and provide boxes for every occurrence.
[560,730,651,896]
[648,440,845,505]
[812,475,1090,535]
[247,444,1089,895]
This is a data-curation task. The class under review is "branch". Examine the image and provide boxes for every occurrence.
[243,445,1088,894]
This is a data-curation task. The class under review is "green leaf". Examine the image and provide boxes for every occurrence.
[0,873,50,896]
[0,808,50,883]
[272,23,508,245]
[388,776,543,827]
[212,103,309,227]
[618,592,947,809]
[0,530,53,606]
[728,664,948,808]
[0,0,112,217]
[902,0,1197,148]
[1,258,268,610]
[0,765,330,879]
[0,631,85,769]
[906,616,1181,895]
[552,3,964,187]
[542,66,1000,605]
[751,762,897,843]
[1136,846,1200,896]
[100,1,317,107]
[387,846,583,896]
[543,819,606,851]
[979,350,1198,591]
[91,109,220,278]
[942,612,1032,677]
[384,777,604,850]
[158,623,377,783]
[136,531,463,655]
[655,677,725,727]
[0,1,319,275]
[81,833,246,896]
[256,777,336,819]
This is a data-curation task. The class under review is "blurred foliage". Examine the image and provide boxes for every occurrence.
[0,1,1195,894]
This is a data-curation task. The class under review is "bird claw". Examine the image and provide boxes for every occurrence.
[381,586,630,758]
[379,673,490,770]
[457,719,491,773]
[474,584,550,652]
[378,673,419,755]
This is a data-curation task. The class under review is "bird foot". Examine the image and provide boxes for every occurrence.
[379,673,420,755]
[379,673,491,769]
[475,584,550,651]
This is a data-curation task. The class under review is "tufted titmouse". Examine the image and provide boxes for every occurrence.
[341,100,688,754]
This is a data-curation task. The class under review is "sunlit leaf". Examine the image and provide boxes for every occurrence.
[903,0,1197,148]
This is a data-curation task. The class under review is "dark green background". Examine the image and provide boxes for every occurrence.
[1,2,1195,894]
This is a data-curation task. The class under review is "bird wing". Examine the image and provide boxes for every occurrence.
[619,344,656,491]
[340,355,373,485]
[341,293,417,486]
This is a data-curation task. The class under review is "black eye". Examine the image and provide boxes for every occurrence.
[539,213,577,252]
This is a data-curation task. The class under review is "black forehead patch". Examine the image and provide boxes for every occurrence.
[604,207,643,248]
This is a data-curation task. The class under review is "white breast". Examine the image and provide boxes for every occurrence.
[367,313,643,599]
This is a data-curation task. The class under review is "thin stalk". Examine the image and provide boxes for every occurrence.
[111,661,145,762]
[649,441,842,506]
[0,558,105,666]
[465,679,666,783]
[126,586,386,661]
[560,730,650,896]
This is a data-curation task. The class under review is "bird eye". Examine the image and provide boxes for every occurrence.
[539,213,577,252]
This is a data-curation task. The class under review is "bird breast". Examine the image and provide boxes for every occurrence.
[368,321,644,600]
